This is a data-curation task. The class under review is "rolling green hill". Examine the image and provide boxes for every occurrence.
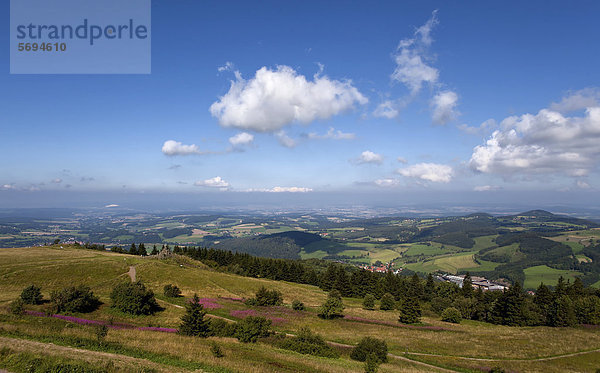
[2,245,600,372]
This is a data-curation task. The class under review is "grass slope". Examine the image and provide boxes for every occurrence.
[1,245,600,372]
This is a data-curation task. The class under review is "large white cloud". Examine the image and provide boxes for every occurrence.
[357,150,383,165]
[469,104,600,177]
[162,140,203,156]
[194,176,230,188]
[210,65,367,132]
[391,11,439,95]
[431,90,459,125]
[397,163,453,183]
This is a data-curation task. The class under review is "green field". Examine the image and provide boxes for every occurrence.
[472,235,498,250]
[523,265,583,289]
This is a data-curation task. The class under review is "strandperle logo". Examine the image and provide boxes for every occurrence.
[10,0,151,74]
[15,19,149,46]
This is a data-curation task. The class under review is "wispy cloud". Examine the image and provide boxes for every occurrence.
[306,127,355,140]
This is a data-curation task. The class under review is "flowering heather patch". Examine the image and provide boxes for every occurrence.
[268,317,287,325]
[219,296,245,302]
[230,309,258,318]
[189,297,223,310]
[24,310,178,333]
[343,315,448,331]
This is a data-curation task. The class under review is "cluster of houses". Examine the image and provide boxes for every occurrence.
[437,274,507,291]
[358,263,402,275]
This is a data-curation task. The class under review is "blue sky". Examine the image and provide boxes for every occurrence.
[1,1,600,209]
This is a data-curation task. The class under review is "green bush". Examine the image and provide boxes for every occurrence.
[350,337,388,363]
[250,286,283,306]
[20,284,43,305]
[210,342,224,358]
[379,293,396,311]
[318,290,344,319]
[210,318,238,337]
[235,316,272,343]
[179,294,211,337]
[110,282,159,315]
[9,298,25,315]
[364,353,379,373]
[441,307,462,323]
[277,327,339,358]
[363,294,376,310]
[51,285,101,313]
[163,284,182,298]
[94,324,109,344]
[292,299,305,311]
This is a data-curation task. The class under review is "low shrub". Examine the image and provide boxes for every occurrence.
[441,307,462,323]
[350,337,388,363]
[209,318,238,337]
[110,282,159,315]
[292,300,305,311]
[379,293,396,311]
[51,285,101,313]
[247,286,283,306]
[163,284,182,298]
[210,342,224,358]
[20,285,43,305]
[9,298,25,315]
[235,316,272,343]
[363,294,376,310]
[277,327,339,358]
[318,290,344,319]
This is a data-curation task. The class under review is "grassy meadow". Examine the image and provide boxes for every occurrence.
[1,245,600,372]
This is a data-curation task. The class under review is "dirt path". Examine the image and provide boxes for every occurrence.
[405,347,600,362]
[0,336,188,373]
[127,265,136,282]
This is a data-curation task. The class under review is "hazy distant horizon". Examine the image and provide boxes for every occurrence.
[1,189,599,220]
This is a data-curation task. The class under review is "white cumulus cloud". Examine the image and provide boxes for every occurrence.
[210,65,367,132]
[162,140,203,156]
[469,101,600,178]
[397,162,453,183]
[431,90,459,125]
[229,132,254,147]
[357,150,383,165]
[194,176,230,189]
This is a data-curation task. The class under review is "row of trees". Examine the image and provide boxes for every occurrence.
[354,273,600,327]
